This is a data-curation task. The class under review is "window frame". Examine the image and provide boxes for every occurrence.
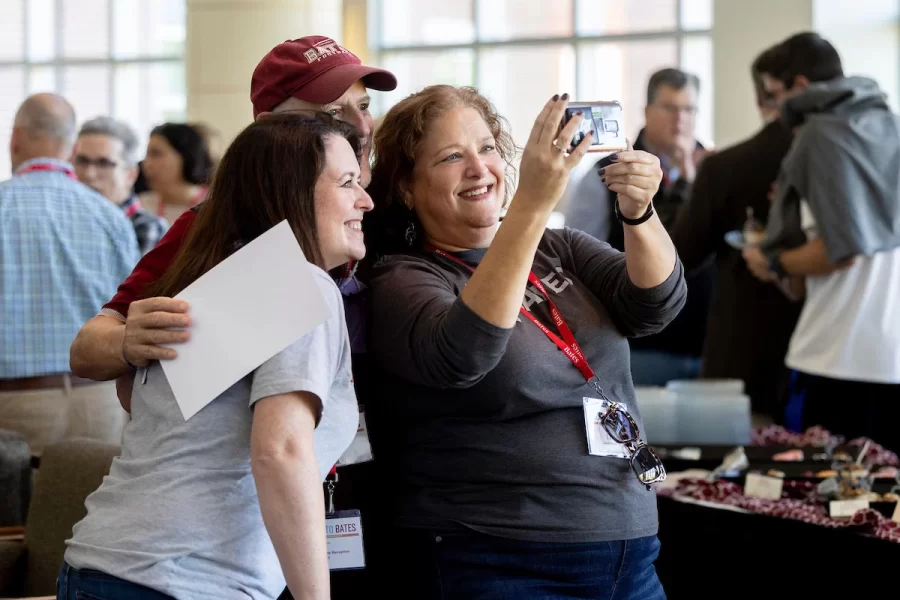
[0,0,182,108]
[368,0,712,102]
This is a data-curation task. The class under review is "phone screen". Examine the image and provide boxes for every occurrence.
[564,102,626,152]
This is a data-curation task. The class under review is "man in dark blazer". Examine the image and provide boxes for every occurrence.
[670,46,802,419]
[564,68,713,386]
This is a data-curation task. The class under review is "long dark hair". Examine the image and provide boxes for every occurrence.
[150,123,214,185]
[146,112,361,299]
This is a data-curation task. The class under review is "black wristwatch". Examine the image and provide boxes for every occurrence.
[768,252,787,278]
[615,199,654,226]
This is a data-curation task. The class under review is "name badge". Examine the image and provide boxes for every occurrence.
[829,498,869,519]
[326,509,365,570]
[583,397,629,459]
[744,473,784,500]
[336,409,374,466]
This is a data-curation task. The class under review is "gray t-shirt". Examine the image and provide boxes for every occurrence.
[65,266,359,600]
[369,227,686,543]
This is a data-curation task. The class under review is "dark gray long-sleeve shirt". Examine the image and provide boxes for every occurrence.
[368,227,686,543]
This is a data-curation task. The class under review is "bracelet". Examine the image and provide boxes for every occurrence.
[122,339,140,370]
[615,199,654,226]
[768,252,787,279]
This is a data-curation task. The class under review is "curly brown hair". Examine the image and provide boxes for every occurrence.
[365,85,518,256]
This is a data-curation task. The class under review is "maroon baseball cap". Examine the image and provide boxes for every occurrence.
[251,36,397,117]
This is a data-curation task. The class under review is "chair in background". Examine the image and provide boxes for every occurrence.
[0,438,119,598]
[0,429,32,527]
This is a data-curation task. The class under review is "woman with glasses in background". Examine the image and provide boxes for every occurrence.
[364,86,686,599]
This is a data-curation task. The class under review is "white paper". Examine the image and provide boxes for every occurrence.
[161,220,330,420]
[326,511,365,570]
[583,397,630,459]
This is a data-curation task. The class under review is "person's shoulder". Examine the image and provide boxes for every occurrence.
[700,136,758,169]
[372,251,438,273]
[370,251,457,290]
[132,207,168,227]
[54,179,131,227]
[0,175,18,191]
[538,227,600,259]
[309,264,343,303]
[545,226,597,248]
[699,124,789,175]
[541,227,569,248]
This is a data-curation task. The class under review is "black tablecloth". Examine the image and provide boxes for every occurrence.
[656,494,898,598]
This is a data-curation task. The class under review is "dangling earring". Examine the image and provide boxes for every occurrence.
[404,221,417,246]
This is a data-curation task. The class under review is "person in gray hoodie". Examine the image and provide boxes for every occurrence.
[743,32,900,451]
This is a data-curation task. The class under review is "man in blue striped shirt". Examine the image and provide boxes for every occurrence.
[0,93,139,456]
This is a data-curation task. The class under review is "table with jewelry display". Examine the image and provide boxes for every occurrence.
[654,427,900,598]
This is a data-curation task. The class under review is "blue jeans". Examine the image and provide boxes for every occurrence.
[57,562,174,600]
[400,530,666,600]
[630,350,701,387]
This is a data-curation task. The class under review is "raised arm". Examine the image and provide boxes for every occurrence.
[565,229,686,337]
[456,95,593,328]
[600,146,679,289]
[369,258,513,389]
[370,96,594,388]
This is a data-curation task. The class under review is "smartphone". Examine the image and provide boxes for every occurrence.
[562,101,627,153]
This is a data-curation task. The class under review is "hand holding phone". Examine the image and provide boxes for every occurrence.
[561,101,627,153]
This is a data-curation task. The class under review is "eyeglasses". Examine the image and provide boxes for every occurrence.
[653,103,698,117]
[73,156,120,171]
[596,400,667,490]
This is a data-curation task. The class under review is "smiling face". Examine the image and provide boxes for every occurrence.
[405,106,506,250]
[314,134,374,269]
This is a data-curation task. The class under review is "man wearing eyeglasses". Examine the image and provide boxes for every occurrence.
[564,68,713,387]
[74,117,169,255]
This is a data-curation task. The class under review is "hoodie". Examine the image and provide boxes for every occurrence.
[762,76,900,262]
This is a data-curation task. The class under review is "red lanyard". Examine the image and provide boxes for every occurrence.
[426,245,597,386]
[15,162,77,180]
[123,198,143,219]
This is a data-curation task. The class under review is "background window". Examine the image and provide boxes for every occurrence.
[370,0,713,150]
[0,0,185,179]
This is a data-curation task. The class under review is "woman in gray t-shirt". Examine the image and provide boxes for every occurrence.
[61,113,372,600]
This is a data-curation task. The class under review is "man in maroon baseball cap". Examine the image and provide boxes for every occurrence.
[71,35,398,379]
[251,36,396,186]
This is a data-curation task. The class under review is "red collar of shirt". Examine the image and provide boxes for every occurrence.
[14,159,78,180]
